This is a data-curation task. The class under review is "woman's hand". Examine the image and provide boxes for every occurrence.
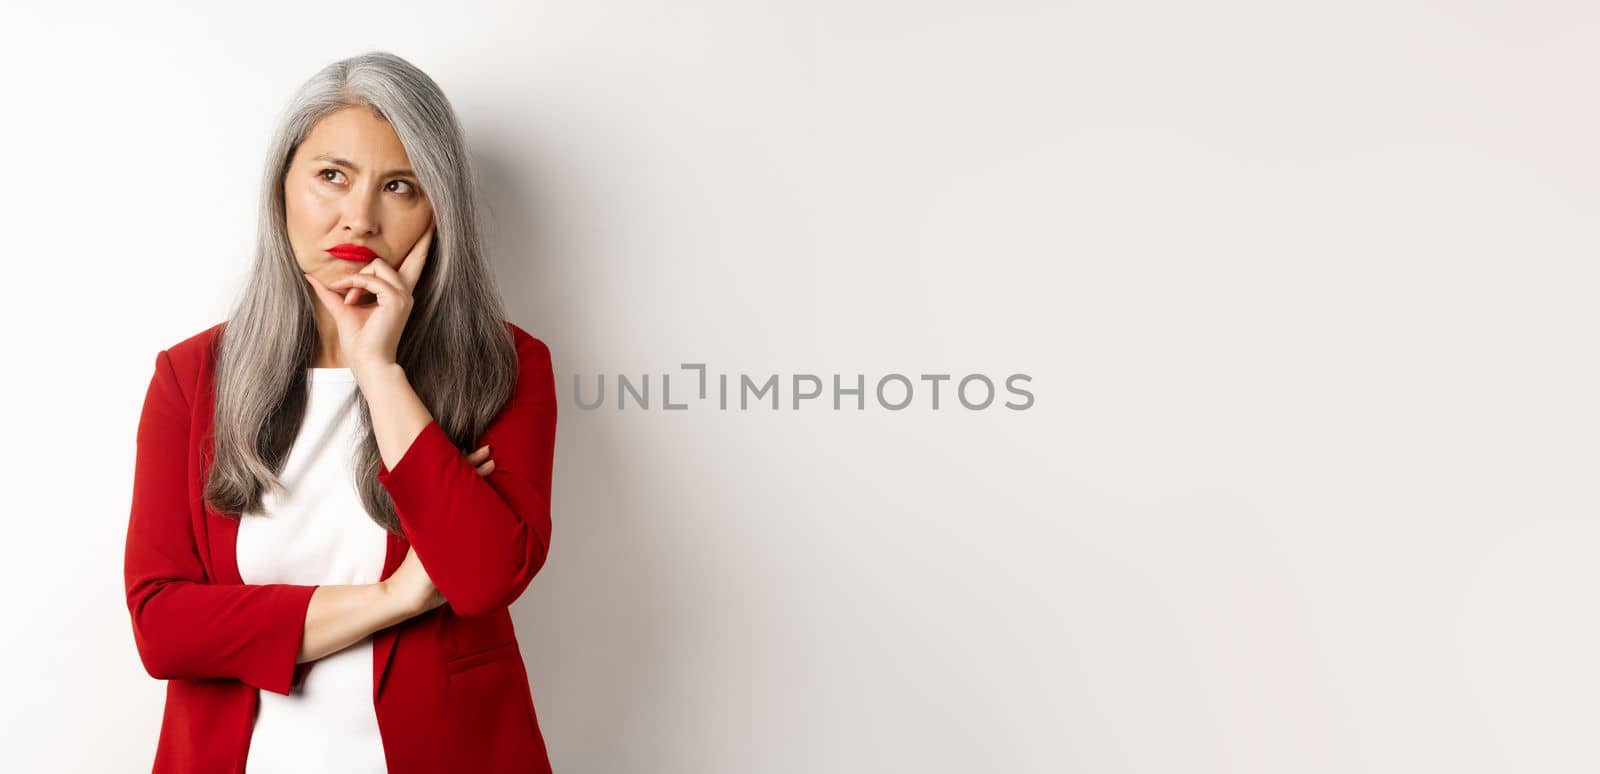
[384,546,446,616]
[466,443,496,477]
[303,221,435,382]
[382,443,495,616]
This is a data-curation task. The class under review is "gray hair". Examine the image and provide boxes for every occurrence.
[204,51,519,535]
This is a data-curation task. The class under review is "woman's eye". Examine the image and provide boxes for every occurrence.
[315,168,413,195]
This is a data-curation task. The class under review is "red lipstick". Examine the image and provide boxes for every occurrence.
[327,243,379,262]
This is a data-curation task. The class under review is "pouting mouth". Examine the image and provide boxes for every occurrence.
[326,243,380,261]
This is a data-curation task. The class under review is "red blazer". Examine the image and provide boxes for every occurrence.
[123,320,558,773]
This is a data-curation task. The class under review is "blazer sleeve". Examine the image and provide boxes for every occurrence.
[123,349,319,696]
[376,333,557,618]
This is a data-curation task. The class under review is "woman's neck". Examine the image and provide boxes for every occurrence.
[310,304,345,368]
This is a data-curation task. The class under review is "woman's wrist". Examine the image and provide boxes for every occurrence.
[377,577,427,618]
[352,359,405,390]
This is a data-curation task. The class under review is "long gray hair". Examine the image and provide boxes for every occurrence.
[203,51,519,536]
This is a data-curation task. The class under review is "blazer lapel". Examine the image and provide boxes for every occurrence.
[372,530,407,701]
[195,330,242,586]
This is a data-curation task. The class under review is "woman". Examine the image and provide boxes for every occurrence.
[123,51,557,773]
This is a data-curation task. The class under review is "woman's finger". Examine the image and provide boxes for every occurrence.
[397,224,435,291]
[329,271,402,298]
[327,272,407,307]
[303,273,354,324]
[466,444,495,477]
[362,249,412,294]
[346,262,379,304]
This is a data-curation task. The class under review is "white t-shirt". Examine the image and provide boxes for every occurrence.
[236,367,390,773]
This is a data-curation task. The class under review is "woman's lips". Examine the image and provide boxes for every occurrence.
[327,244,379,261]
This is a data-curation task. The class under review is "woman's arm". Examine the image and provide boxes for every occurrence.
[308,242,556,619]
[358,332,557,618]
[125,350,320,695]
[301,445,491,660]
[128,350,482,691]
[298,574,431,663]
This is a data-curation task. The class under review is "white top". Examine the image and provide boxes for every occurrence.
[236,367,390,773]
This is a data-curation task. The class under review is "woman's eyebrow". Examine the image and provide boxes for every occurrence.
[311,153,414,177]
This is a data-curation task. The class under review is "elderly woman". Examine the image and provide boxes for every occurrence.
[123,51,557,773]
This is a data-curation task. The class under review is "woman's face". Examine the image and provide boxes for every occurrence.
[284,106,434,297]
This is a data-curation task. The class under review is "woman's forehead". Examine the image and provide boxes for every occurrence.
[299,107,412,168]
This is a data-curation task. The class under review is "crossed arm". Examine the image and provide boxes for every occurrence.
[123,334,557,695]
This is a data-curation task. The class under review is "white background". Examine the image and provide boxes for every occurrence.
[2,1,1597,772]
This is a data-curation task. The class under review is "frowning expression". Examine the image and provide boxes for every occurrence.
[283,105,434,296]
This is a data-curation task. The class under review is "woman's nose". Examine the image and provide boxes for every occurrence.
[340,190,382,234]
